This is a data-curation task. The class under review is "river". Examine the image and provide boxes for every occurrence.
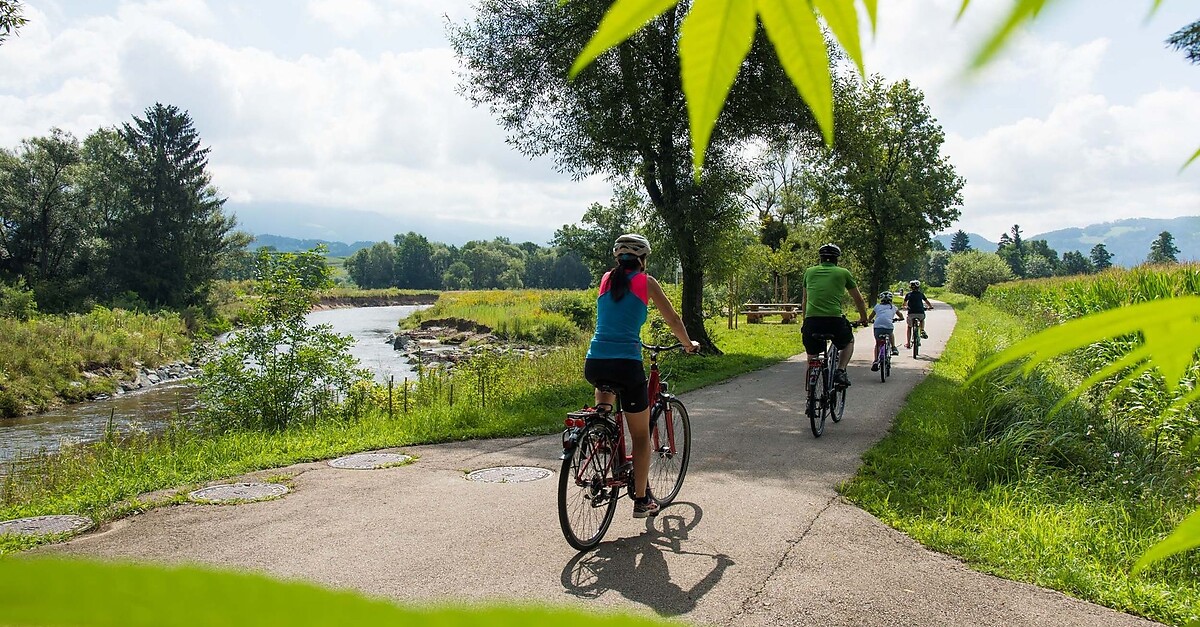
[0,305,428,461]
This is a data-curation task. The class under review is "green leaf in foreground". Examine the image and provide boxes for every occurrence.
[0,557,672,627]
[1133,507,1200,575]
[970,296,1200,405]
[813,0,864,75]
[679,0,757,177]
[1183,145,1200,171]
[967,0,1050,69]
[570,0,680,78]
[757,0,833,145]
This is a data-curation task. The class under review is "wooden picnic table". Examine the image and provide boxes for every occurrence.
[740,302,800,324]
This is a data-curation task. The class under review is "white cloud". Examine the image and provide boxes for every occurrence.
[306,0,382,39]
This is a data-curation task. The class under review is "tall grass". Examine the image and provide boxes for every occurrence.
[402,290,593,345]
[0,308,191,417]
[844,293,1200,626]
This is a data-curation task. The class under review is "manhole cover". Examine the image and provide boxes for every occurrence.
[188,482,288,504]
[329,453,411,469]
[466,466,551,483]
[0,515,93,537]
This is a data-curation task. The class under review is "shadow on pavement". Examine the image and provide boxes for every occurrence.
[560,502,734,616]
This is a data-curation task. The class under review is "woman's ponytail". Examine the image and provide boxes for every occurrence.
[608,255,643,302]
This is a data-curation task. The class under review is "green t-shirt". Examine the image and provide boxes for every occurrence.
[803,262,857,317]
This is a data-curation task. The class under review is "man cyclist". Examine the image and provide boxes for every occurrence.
[903,279,934,349]
[801,243,869,388]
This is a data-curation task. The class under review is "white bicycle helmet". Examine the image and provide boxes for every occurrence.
[909,279,921,288]
[613,233,651,257]
[879,291,894,303]
[818,242,842,259]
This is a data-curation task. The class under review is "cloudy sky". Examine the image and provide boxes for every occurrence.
[1,0,1197,244]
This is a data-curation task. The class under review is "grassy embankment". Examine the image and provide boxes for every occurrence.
[1,289,804,554]
[844,266,1200,626]
[0,308,190,418]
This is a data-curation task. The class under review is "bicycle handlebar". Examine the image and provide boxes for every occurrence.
[641,342,686,352]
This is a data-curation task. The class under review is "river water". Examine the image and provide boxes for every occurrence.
[0,305,428,461]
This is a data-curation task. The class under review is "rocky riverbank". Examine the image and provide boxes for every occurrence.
[386,318,554,372]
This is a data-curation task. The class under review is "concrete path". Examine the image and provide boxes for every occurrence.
[44,305,1159,626]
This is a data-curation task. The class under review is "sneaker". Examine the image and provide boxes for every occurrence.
[833,369,851,388]
[891,347,900,356]
[920,330,929,339]
[633,496,660,518]
[870,361,879,372]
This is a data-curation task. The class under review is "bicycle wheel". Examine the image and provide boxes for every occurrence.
[831,383,846,422]
[913,332,920,359]
[879,345,887,383]
[558,423,619,551]
[648,398,691,505]
[884,352,892,378]
[811,363,829,437]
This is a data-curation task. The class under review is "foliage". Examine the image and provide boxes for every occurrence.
[553,185,648,280]
[0,307,189,417]
[195,248,370,431]
[0,278,37,320]
[807,74,964,301]
[1060,250,1094,276]
[949,229,972,254]
[0,557,676,627]
[402,290,588,346]
[1148,231,1181,265]
[926,250,951,287]
[0,0,25,45]
[843,294,1200,626]
[1090,243,1115,271]
[945,250,1014,298]
[1167,18,1200,64]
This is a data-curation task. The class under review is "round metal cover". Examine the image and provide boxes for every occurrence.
[188,482,288,504]
[0,515,93,538]
[328,452,411,470]
[466,466,551,483]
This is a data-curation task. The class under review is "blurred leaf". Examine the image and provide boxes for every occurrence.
[570,0,680,78]
[813,0,864,75]
[679,0,758,177]
[861,0,878,35]
[971,297,1200,398]
[758,0,834,145]
[1183,146,1200,171]
[1133,507,1200,575]
[968,0,1051,69]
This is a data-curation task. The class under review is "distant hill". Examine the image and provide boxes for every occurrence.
[938,216,1199,267]
[934,232,997,252]
[251,234,375,257]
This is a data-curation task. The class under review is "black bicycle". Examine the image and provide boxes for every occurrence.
[804,333,846,437]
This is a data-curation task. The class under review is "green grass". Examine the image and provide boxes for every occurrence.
[842,293,1200,626]
[0,308,191,417]
[0,312,803,555]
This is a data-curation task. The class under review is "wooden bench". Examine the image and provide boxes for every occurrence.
[740,303,800,324]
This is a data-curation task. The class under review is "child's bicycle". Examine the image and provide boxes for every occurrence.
[909,315,925,358]
[872,318,902,383]
[557,343,691,552]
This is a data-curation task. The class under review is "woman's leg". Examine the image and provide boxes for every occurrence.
[625,407,651,498]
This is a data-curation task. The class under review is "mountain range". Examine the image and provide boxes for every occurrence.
[935,216,1200,267]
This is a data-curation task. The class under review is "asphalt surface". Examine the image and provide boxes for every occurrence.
[44,305,1161,626]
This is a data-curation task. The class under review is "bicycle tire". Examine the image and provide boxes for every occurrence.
[879,345,887,383]
[811,354,832,437]
[831,384,846,422]
[558,423,619,551]
[913,333,920,359]
[648,398,691,505]
[884,352,892,378]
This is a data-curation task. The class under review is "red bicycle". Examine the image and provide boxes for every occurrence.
[557,343,691,551]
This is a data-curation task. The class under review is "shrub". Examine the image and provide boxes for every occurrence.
[946,251,1014,297]
[0,280,37,321]
[540,292,595,331]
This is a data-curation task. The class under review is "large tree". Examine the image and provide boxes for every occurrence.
[1147,230,1180,264]
[104,104,239,308]
[1167,19,1200,64]
[1060,250,1094,275]
[810,75,964,301]
[448,0,817,350]
[0,129,97,309]
[1089,243,1114,271]
[949,229,972,253]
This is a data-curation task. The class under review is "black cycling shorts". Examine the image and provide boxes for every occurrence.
[583,358,649,413]
[801,316,854,355]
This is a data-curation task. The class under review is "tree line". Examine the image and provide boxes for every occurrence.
[0,103,247,314]
[343,233,591,291]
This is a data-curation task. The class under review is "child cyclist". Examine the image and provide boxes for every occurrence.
[868,291,902,371]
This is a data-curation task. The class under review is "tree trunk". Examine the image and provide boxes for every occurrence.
[678,242,718,353]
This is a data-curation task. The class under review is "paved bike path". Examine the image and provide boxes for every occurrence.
[44,305,1159,626]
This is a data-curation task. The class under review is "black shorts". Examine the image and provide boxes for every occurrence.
[583,358,649,413]
[801,316,854,355]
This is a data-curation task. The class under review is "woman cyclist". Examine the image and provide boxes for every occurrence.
[584,234,699,519]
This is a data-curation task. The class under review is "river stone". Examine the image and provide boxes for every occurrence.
[0,514,93,538]
[328,453,411,470]
[188,482,288,504]
[466,466,552,483]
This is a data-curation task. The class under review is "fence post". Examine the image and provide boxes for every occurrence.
[388,375,394,419]
[449,380,454,407]
[403,377,409,413]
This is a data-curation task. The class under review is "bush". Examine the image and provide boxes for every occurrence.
[0,280,38,321]
[946,251,1014,297]
[540,292,595,331]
